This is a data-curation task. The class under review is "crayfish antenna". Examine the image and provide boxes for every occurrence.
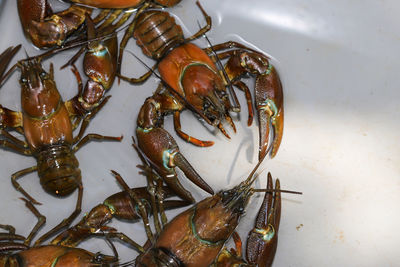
[251,188,302,195]
[243,142,272,186]
[104,234,119,263]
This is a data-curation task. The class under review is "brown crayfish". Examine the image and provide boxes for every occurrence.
[118,2,284,203]
[0,45,122,246]
[115,150,298,266]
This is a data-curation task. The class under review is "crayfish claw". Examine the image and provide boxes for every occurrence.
[161,173,196,203]
[221,47,284,159]
[173,151,214,196]
[245,173,281,266]
[136,127,213,203]
[0,45,21,85]
[255,65,284,159]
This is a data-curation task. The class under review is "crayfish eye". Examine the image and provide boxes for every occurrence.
[92,253,105,263]
[20,77,28,84]
[218,90,227,99]
[40,72,48,79]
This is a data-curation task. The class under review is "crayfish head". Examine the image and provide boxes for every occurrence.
[181,64,228,126]
[189,182,254,245]
[220,181,254,215]
[191,194,241,245]
[19,58,61,118]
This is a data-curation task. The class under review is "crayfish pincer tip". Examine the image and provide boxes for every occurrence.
[174,152,214,196]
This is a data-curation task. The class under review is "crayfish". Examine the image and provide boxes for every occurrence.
[0,45,122,245]
[118,1,284,203]
[113,147,299,267]
[0,198,121,267]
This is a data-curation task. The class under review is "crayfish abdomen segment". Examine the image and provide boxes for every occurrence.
[134,10,184,60]
[37,144,81,197]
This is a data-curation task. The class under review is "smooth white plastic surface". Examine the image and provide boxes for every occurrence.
[1,0,399,266]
